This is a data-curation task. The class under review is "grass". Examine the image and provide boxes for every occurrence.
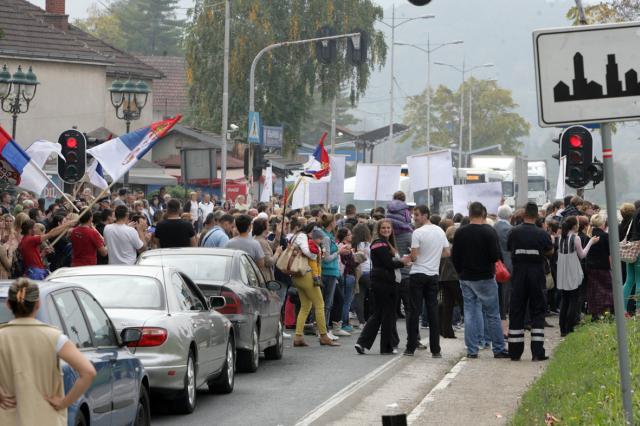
[512,316,640,426]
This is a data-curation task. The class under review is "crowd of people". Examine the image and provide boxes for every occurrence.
[0,187,634,362]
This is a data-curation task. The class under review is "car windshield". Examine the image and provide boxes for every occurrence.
[50,276,165,310]
[528,177,546,192]
[140,254,230,282]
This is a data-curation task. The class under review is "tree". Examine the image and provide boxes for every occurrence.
[299,91,360,146]
[75,0,184,55]
[402,78,530,156]
[184,0,386,152]
[566,1,640,25]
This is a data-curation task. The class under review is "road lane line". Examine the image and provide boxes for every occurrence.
[294,355,404,426]
[406,357,468,424]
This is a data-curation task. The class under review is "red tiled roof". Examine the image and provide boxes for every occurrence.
[137,56,188,114]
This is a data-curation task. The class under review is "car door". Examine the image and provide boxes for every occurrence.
[247,257,280,341]
[239,256,269,337]
[76,290,139,426]
[52,290,113,426]
[169,272,217,381]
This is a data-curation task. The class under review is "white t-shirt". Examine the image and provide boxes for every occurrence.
[199,202,214,220]
[410,224,449,276]
[104,223,144,265]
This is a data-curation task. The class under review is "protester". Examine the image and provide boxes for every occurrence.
[201,214,234,248]
[506,202,553,361]
[45,214,71,272]
[586,214,613,320]
[405,205,449,357]
[452,202,509,359]
[337,228,358,333]
[154,199,196,248]
[252,217,282,281]
[494,205,513,335]
[355,219,411,355]
[439,225,462,339]
[0,279,97,425]
[623,202,640,315]
[69,211,107,268]
[103,205,147,265]
[320,214,350,337]
[235,195,250,212]
[351,223,372,326]
[226,215,265,267]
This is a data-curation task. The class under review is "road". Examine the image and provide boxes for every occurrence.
[151,324,410,426]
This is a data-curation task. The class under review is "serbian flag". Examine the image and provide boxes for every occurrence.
[0,126,52,194]
[88,115,181,182]
[87,159,108,189]
[301,132,330,180]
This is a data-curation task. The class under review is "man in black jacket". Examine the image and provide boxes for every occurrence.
[452,202,509,360]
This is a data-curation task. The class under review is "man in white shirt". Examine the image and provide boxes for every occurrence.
[198,194,215,222]
[104,205,147,265]
[404,205,450,357]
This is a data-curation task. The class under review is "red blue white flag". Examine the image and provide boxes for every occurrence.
[301,132,330,180]
[0,126,52,194]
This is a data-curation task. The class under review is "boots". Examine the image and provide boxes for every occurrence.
[319,334,341,346]
[293,336,309,347]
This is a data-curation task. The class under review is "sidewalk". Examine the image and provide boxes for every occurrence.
[320,317,561,426]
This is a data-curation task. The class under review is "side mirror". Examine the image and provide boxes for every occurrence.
[120,328,142,347]
[209,296,226,309]
[266,281,282,292]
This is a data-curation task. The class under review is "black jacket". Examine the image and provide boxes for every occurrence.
[370,238,404,285]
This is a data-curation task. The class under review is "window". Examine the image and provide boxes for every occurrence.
[53,291,92,349]
[238,260,249,286]
[45,296,64,331]
[240,256,259,287]
[76,291,117,347]
[250,261,266,287]
[139,254,231,282]
[171,274,204,311]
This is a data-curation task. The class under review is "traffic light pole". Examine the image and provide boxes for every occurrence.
[601,122,633,425]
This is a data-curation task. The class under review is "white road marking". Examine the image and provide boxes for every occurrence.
[294,355,404,426]
[406,358,468,425]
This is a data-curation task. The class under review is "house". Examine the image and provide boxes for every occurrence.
[137,55,188,121]
[0,0,162,147]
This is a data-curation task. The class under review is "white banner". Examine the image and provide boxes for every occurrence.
[452,182,503,216]
[407,150,454,193]
[353,164,401,202]
[555,156,566,200]
[260,166,273,202]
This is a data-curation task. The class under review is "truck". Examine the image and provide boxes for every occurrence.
[470,156,518,208]
[527,160,549,207]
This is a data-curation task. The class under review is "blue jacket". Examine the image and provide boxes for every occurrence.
[320,227,340,277]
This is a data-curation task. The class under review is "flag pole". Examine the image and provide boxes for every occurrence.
[31,164,79,213]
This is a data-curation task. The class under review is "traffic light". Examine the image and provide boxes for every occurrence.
[587,159,604,185]
[408,0,432,4]
[253,146,266,178]
[561,125,593,189]
[347,30,368,66]
[58,129,86,184]
[316,26,337,64]
[551,133,561,161]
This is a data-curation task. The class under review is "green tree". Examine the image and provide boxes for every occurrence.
[74,4,127,50]
[299,91,360,146]
[402,78,530,155]
[184,0,386,152]
[566,1,640,24]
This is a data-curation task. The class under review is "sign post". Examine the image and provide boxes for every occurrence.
[534,22,634,424]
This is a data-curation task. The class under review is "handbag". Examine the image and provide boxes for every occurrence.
[495,260,511,284]
[276,234,309,277]
[620,223,640,264]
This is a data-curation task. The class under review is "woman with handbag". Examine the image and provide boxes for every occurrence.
[287,222,339,347]
[355,219,411,355]
[557,216,599,337]
[586,214,613,320]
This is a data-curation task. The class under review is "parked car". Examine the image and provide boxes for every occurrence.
[137,248,284,373]
[48,265,235,414]
[0,280,150,426]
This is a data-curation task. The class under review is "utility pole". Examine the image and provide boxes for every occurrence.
[331,97,337,156]
[458,58,465,171]
[388,4,396,161]
[221,0,230,201]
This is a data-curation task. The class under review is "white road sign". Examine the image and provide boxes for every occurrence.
[534,22,640,127]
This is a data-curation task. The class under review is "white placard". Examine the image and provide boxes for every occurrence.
[407,150,454,193]
[354,164,402,202]
[291,179,310,210]
[329,156,346,205]
[534,22,640,126]
[555,156,567,200]
[452,182,503,216]
[260,166,272,202]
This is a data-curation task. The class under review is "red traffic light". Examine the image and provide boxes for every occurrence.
[569,135,582,148]
[66,138,78,149]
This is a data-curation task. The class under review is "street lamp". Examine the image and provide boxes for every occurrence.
[109,75,151,185]
[434,60,493,170]
[378,7,435,160]
[0,64,39,139]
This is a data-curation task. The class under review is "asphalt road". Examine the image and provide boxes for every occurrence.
[151,324,409,426]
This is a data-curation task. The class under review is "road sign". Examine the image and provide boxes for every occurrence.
[248,111,261,144]
[262,125,283,148]
[533,22,640,127]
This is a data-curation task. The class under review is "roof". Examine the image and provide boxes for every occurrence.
[137,56,188,113]
[170,124,224,146]
[318,121,360,138]
[0,280,73,296]
[50,265,168,279]
[0,0,163,79]
[155,153,244,169]
[356,123,409,142]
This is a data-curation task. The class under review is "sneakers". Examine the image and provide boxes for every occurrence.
[341,325,354,332]
[332,322,351,337]
[326,331,340,341]
[432,352,442,359]
[381,349,398,355]
[494,350,510,359]
[283,332,292,339]
[467,353,478,359]
[402,349,415,356]
[355,343,366,355]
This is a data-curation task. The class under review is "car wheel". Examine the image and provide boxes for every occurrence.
[264,320,284,360]
[74,409,87,426]
[172,350,197,414]
[134,385,151,426]
[209,335,235,394]
[237,326,259,372]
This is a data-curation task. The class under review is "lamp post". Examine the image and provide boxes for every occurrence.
[0,65,39,139]
[378,7,434,161]
[434,60,493,170]
[109,76,150,185]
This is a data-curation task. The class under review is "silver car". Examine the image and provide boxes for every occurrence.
[48,265,236,415]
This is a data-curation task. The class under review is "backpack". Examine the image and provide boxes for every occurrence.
[9,246,24,279]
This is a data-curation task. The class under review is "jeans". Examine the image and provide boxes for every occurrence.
[322,275,338,328]
[406,274,440,354]
[342,274,356,325]
[460,279,505,355]
[623,258,640,313]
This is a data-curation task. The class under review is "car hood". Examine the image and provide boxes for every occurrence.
[104,308,168,331]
